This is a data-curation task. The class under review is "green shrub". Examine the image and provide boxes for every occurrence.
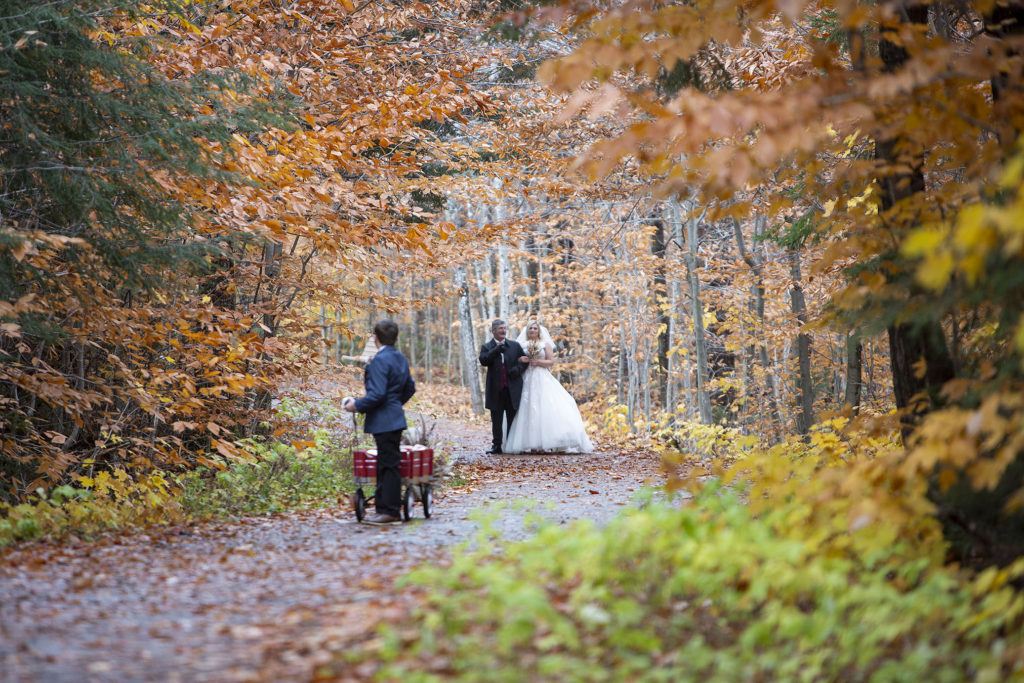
[0,473,182,546]
[178,429,354,518]
[358,483,1024,682]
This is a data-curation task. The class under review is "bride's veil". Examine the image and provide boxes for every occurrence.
[515,321,554,348]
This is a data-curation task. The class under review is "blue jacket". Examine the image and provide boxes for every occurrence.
[354,345,416,434]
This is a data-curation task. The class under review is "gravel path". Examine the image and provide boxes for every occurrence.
[0,417,664,682]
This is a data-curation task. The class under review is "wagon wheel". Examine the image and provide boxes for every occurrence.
[354,488,366,522]
[421,484,432,519]
[402,486,414,522]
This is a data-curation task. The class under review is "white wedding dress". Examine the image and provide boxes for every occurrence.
[505,336,594,454]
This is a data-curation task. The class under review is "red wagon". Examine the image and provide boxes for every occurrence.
[352,445,434,522]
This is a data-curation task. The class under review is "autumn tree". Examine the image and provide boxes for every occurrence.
[0,0,286,496]
[0,0,526,498]
[519,0,1024,562]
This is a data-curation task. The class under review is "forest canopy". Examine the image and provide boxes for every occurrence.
[2,0,1024,679]
[2,0,1024,566]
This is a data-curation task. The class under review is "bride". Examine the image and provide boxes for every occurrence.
[504,321,594,454]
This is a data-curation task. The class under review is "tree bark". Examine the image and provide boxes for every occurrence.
[472,260,491,325]
[788,248,814,435]
[445,299,454,383]
[676,198,713,425]
[666,201,693,420]
[666,213,680,416]
[650,216,669,411]
[733,214,781,431]
[844,332,862,413]
[493,179,510,320]
[876,2,957,436]
[455,266,484,414]
[425,279,433,382]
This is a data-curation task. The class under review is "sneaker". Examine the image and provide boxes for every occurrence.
[363,513,402,525]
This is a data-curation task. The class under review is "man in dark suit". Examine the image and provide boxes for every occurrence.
[343,319,416,525]
[478,319,528,454]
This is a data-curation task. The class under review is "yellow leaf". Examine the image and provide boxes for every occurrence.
[176,14,203,35]
[902,225,945,258]
[916,250,954,291]
[1000,155,1024,189]
[954,204,988,249]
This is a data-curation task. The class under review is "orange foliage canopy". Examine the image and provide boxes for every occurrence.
[0,0,510,497]
[523,0,1024,549]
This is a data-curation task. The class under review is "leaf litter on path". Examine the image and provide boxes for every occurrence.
[0,415,666,682]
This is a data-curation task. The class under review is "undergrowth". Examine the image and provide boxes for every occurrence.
[0,470,182,546]
[333,413,1024,681]
[349,481,1024,681]
[0,395,365,546]
[177,428,355,518]
[0,393,452,546]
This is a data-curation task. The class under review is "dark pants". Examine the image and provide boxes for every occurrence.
[490,388,517,452]
[373,429,403,516]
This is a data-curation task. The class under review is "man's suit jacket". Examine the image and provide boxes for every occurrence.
[354,344,416,434]
[479,338,528,410]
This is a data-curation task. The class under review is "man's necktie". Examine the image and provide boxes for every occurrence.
[499,347,508,390]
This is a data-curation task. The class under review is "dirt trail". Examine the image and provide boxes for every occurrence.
[0,418,663,682]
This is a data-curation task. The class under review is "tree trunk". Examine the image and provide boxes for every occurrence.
[666,230,680,416]
[651,216,669,410]
[617,292,638,431]
[425,279,433,382]
[788,248,814,435]
[733,214,781,432]
[445,300,454,383]
[888,322,955,415]
[498,242,510,320]
[666,201,693,420]
[876,1,957,436]
[616,342,626,406]
[455,266,484,413]
[320,305,330,365]
[492,180,510,320]
[472,261,490,324]
[844,332,862,413]
[675,198,712,425]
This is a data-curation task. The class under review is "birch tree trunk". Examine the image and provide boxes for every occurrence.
[616,290,637,430]
[651,217,669,410]
[537,236,544,320]
[473,261,491,324]
[674,198,712,424]
[666,201,693,420]
[498,242,510,320]
[455,265,484,414]
[493,179,510,320]
[445,301,454,383]
[425,279,433,382]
